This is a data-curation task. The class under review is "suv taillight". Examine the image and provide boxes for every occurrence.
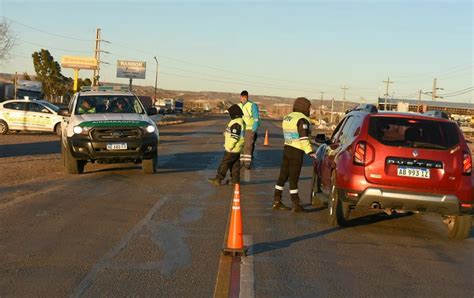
[462,151,472,176]
[353,141,367,166]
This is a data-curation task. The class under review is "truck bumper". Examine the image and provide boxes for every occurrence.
[68,135,158,162]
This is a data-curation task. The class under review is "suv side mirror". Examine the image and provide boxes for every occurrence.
[58,108,70,117]
[315,133,328,144]
[147,107,158,116]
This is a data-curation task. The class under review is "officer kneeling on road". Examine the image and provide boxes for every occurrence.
[273,97,316,212]
[208,104,245,186]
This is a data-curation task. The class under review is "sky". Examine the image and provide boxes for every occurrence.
[0,0,472,103]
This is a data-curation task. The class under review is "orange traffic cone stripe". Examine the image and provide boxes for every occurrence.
[264,129,269,146]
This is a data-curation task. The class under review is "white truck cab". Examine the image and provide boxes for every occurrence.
[60,86,159,174]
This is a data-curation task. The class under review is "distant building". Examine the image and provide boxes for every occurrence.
[270,103,292,117]
[377,97,474,116]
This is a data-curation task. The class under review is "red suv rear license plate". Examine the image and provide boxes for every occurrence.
[397,166,430,179]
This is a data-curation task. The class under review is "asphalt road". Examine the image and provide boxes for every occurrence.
[0,115,473,297]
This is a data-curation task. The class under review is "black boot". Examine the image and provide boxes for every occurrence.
[208,177,222,186]
[273,200,291,211]
[291,194,306,213]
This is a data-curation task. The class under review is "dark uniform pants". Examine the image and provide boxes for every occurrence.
[274,145,304,206]
[216,152,241,183]
[241,131,257,167]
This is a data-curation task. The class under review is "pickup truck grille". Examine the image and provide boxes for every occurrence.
[90,127,141,140]
[386,157,443,169]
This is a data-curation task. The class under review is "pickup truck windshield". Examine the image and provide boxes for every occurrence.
[76,95,144,115]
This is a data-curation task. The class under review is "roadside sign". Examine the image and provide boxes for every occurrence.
[61,56,97,70]
[17,80,42,92]
[117,60,146,79]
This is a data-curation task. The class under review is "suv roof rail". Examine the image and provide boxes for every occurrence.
[423,110,450,120]
[80,86,130,92]
[352,104,378,113]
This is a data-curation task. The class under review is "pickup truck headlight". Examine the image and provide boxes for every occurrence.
[146,125,155,133]
[73,126,83,135]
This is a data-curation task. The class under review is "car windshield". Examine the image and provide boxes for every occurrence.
[368,116,460,150]
[75,95,144,115]
[40,101,60,112]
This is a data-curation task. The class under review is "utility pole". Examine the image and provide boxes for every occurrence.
[418,90,422,112]
[341,85,348,113]
[382,76,394,111]
[93,28,101,86]
[154,56,159,104]
[13,72,17,99]
[432,78,437,101]
[431,78,444,101]
[319,91,325,124]
[330,97,334,123]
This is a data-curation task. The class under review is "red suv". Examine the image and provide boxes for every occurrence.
[311,104,473,240]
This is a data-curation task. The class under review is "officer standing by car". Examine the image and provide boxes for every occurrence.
[273,97,316,212]
[238,90,260,169]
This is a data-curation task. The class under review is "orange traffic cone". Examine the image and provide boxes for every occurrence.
[223,183,246,256]
[263,129,269,146]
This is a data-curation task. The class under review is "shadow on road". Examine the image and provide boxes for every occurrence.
[249,212,413,255]
[249,227,339,255]
[0,141,60,158]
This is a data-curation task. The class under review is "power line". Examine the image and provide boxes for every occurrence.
[17,38,92,54]
[5,17,91,42]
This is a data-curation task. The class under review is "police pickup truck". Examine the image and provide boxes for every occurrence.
[59,86,159,174]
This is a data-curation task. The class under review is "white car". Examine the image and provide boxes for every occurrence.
[0,99,63,135]
[59,86,160,174]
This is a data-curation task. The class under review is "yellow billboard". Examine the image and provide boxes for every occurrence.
[61,56,97,70]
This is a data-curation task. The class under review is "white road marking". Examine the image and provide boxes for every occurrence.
[240,235,255,298]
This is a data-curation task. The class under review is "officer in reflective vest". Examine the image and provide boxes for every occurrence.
[208,104,245,186]
[238,90,260,169]
[273,97,316,212]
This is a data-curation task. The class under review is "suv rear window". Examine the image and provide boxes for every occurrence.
[368,116,460,150]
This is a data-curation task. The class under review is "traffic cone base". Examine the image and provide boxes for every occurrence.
[222,184,246,256]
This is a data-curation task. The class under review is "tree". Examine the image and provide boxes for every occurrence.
[77,77,92,90]
[0,21,15,61]
[32,49,68,99]
[23,72,31,80]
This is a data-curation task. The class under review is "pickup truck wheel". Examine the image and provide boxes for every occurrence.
[142,152,157,174]
[444,215,471,240]
[328,174,351,227]
[310,171,325,207]
[63,142,85,174]
[0,120,9,135]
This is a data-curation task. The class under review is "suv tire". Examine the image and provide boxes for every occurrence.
[142,152,157,174]
[62,142,85,174]
[310,171,326,207]
[0,120,9,135]
[328,173,351,227]
[444,215,471,240]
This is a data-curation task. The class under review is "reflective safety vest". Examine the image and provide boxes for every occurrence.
[224,118,245,153]
[78,106,96,114]
[238,101,255,130]
[282,112,313,154]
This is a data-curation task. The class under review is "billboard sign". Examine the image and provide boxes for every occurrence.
[61,56,97,70]
[17,80,42,92]
[117,60,146,79]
